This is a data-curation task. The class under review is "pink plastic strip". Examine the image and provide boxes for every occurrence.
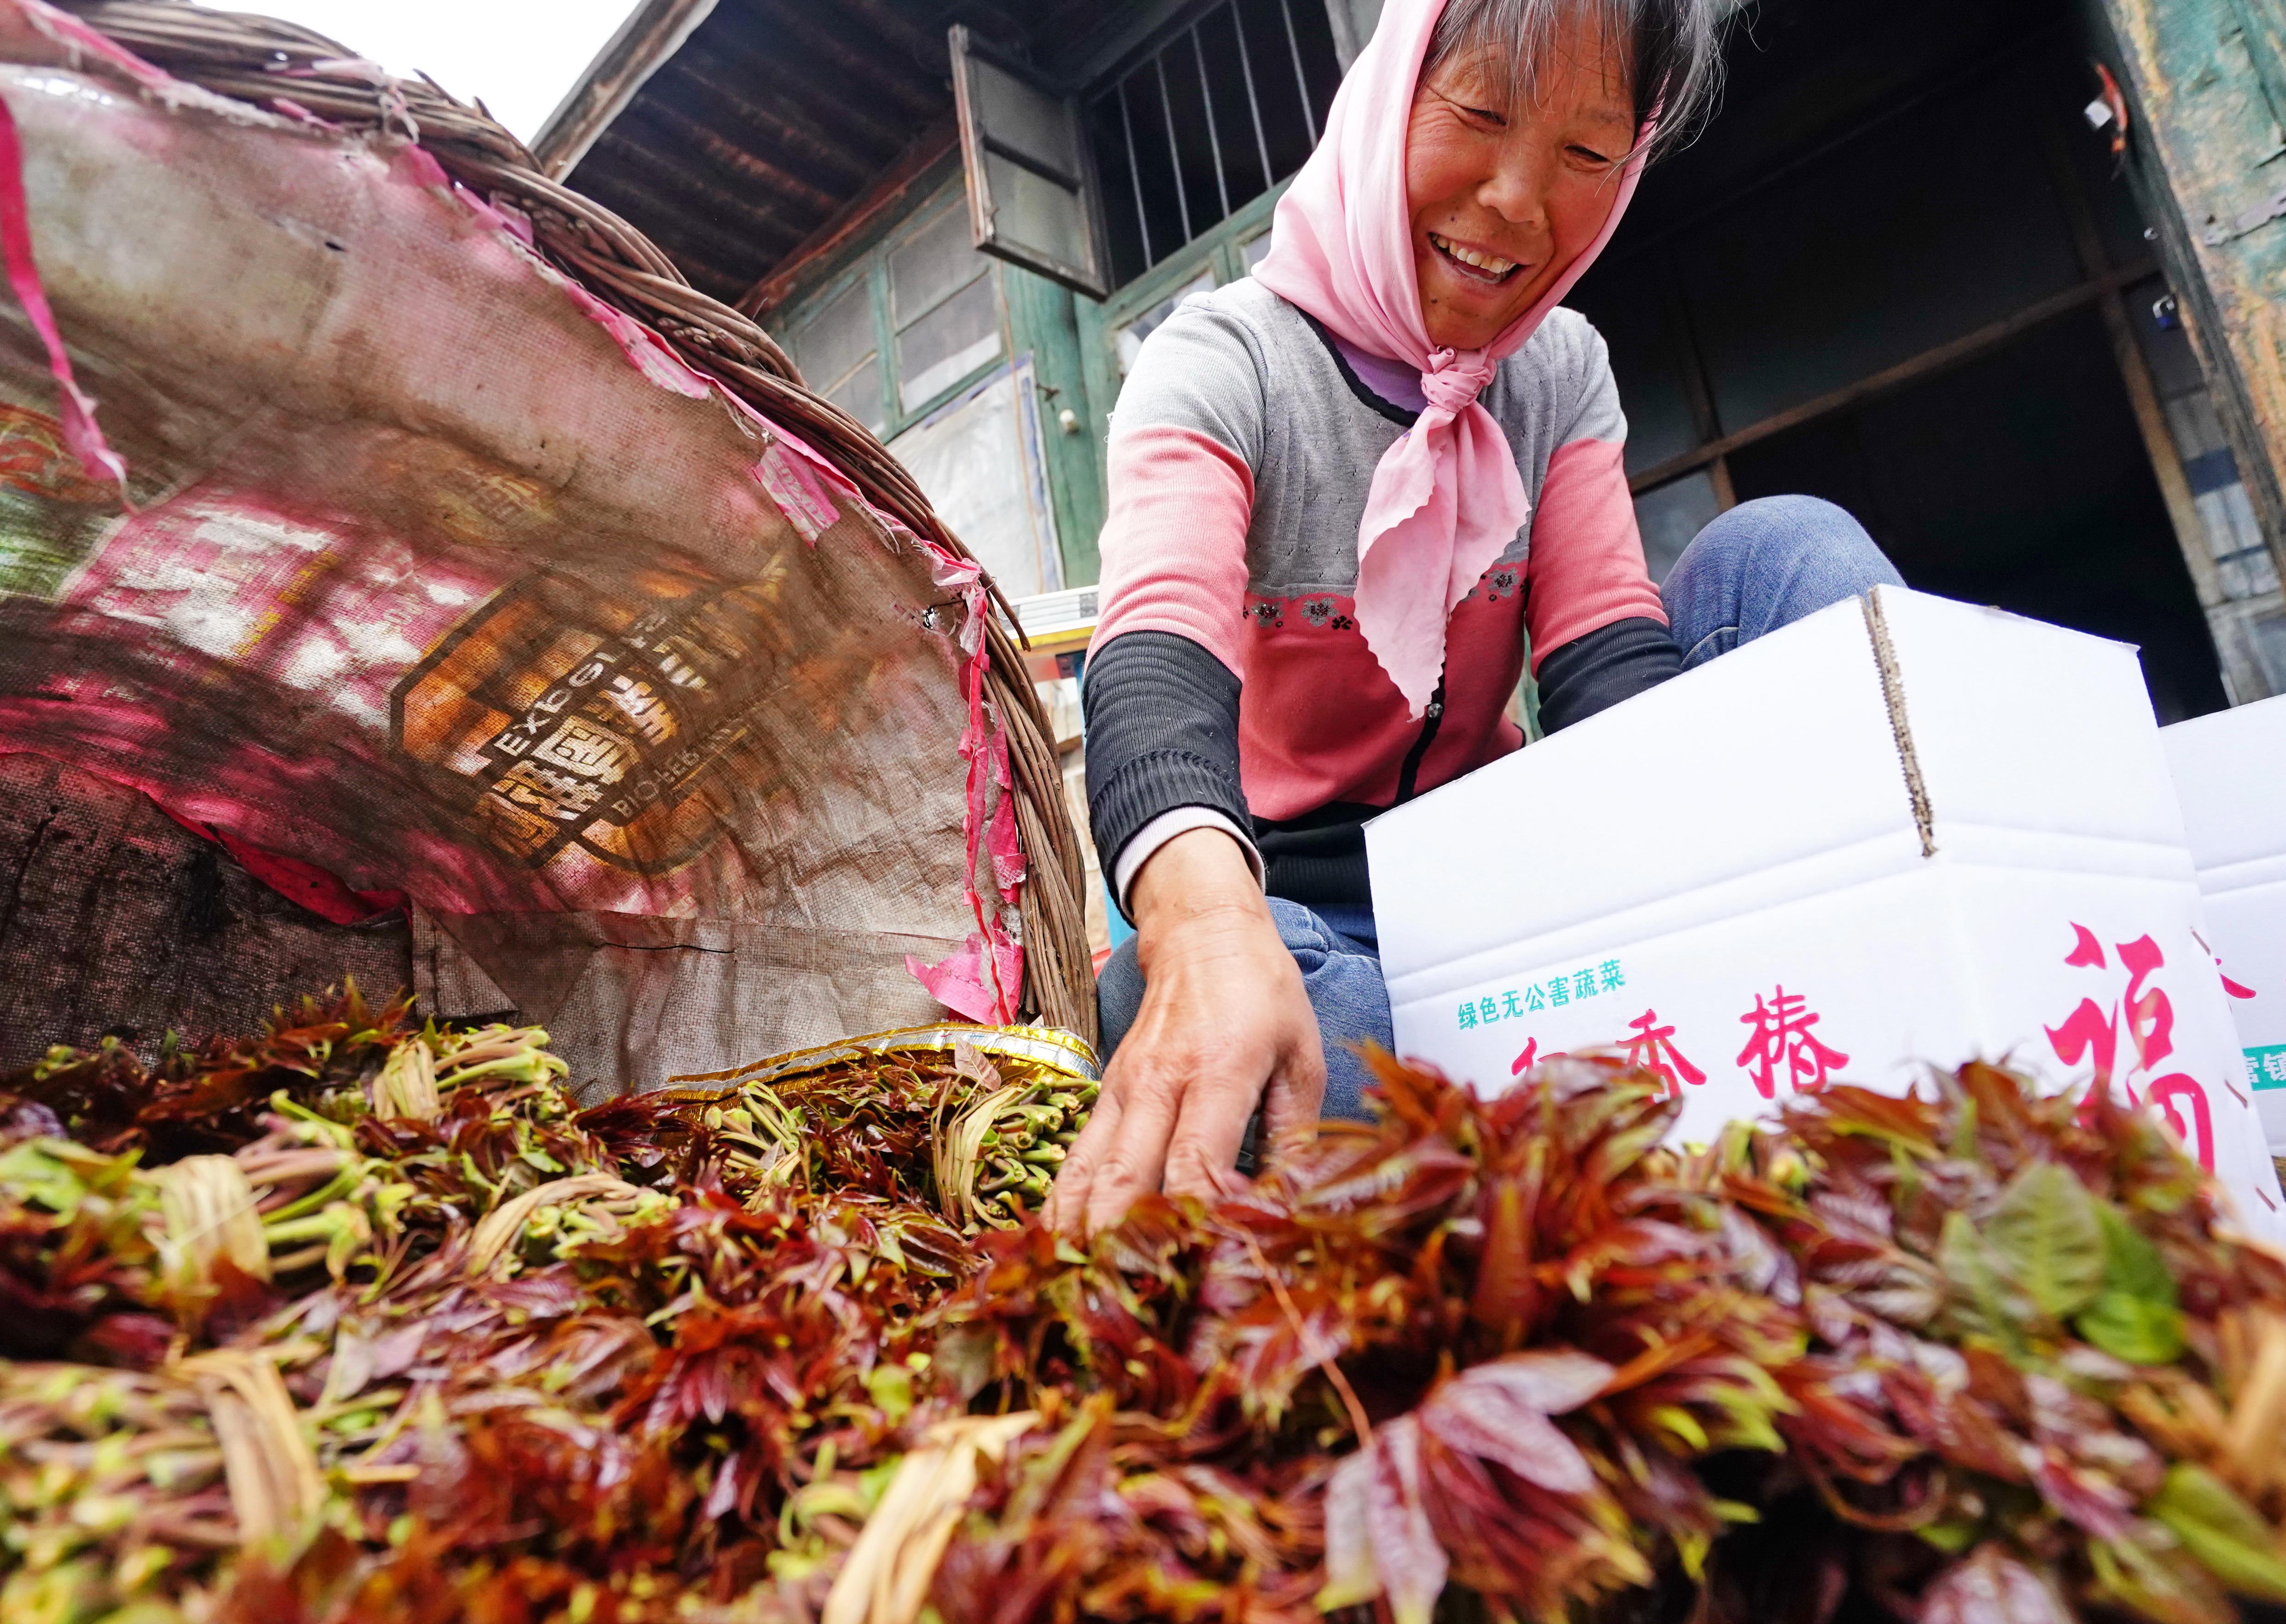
[754,424,1027,1021]
[985,724,1025,896]
[0,92,129,501]
[389,143,710,399]
[17,0,173,93]
[906,935,1008,1026]
[752,435,838,543]
[268,98,342,133]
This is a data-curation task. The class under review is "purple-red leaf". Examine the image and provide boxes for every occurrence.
[1422,1397,1594,1497]
[1368,1417,1450,1624]
[1420,1359,1603,1495]
[1448,1349,1613,1415]
[1317,1450,1379,1612]
[1920,1546,2074,1624]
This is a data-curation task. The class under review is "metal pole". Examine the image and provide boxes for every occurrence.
[1276,0,1317,146]
[1115,77,1153,270]
[1192,26,1232,220]
[1154,54,1193,244]
[1230,1,1275,188]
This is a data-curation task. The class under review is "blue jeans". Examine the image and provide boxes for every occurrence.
[1095,495,1903,1118]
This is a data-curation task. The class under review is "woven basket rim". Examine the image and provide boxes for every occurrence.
[36,0,1099,1046]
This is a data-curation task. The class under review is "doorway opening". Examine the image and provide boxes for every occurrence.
[1568,0,2279,720]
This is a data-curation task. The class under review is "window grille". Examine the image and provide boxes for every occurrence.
[1085,0,1341,289]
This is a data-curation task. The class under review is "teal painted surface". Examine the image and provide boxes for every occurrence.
[2097,0,2286,570]
[1003,266,1107,588]
[2223,0,2286,133]
[766,169,1298,595]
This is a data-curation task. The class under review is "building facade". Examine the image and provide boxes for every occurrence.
[543,0,2286,939]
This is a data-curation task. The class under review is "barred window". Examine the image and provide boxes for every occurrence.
[1085,0,1341,289]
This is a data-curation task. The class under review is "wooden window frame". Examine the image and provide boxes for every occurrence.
[774,191,1016,444]
[950,25,1117,299]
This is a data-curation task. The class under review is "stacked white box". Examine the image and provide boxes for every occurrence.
[2162,694,2286,1152]
[1367,587,2286,1240]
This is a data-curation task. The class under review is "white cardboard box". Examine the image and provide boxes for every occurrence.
[2162,694,2286,1152]
[1367,587,2286,1240]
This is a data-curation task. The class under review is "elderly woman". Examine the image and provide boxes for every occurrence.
[1046,0,1901,1233]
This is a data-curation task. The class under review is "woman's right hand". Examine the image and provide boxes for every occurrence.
[1045,826,1326,1238]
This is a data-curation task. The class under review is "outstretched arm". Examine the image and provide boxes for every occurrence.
[1046,298,1326,1234]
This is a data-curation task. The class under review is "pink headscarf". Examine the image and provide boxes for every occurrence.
[1254,0,1648,717]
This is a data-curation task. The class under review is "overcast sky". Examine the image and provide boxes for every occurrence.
[246,1,643,143]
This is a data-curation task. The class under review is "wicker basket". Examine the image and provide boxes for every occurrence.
[29,0,1098,1050]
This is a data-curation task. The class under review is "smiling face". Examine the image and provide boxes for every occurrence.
[1407,15,1638,352]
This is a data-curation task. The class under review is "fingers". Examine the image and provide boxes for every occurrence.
[1259,1029,1329,1156]
[1160,1061,1271,1202]
[1048,1042,1269,1237]
[1045,893,1322,1236]
[1081,1061,1186,1237]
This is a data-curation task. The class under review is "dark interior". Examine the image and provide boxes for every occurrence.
[1724,312,2224,722]
[1567,0,2229,721]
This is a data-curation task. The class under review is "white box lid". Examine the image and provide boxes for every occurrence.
[1369,587,2179,987]
[2162,692,2286,870]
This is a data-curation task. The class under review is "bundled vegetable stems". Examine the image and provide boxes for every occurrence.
[669,1042,1095,1230]
[3,987,2285,1624]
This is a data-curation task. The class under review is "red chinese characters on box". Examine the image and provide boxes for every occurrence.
[1735,987,1848,1099]
[1371,590,2286,1238]
[2044,924,2230,1173]
[1481,921,2245,1183]
[1498,986,1843,1105]
[2163,694,2286,1155]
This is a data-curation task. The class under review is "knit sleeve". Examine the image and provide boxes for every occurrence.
[1522,322,1668,668]
[1534,616,1681,731]
[1083,631,1256,917]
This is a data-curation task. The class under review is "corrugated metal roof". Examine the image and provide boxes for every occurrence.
[558,0,1106,306]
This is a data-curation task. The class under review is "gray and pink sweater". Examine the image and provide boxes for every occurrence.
[1083,277,1681,915]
